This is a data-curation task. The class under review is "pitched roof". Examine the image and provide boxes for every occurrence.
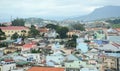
[0,26,29,30]
[66,54,79,61]
[23,42,36,48]
[27,67,64,71]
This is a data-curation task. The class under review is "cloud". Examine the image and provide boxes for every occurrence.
[0,0,120,22]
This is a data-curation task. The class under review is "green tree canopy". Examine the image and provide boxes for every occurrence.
[0,29,6,40]
[12,18,25,26]
[11,32,19,39]
[45,24,59,30]
[71,24,85,31]
[66,35,78,49]
[0,24,6,27]
[45,24,69,39]
[56,27,69,39]
[29,25,40,37]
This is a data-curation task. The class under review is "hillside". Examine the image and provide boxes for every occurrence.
[72,6,120,21]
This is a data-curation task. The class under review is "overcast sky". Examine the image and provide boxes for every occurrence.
[0,0,120,22]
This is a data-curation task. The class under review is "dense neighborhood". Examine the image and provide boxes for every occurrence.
[0,18,120,71]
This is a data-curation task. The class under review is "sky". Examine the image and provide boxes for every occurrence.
[0,0,120,22]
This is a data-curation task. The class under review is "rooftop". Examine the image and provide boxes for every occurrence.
[0,26,29,30]
[27,67,64,71]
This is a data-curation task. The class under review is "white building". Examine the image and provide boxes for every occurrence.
[0,61,16,71]
[80,68,99,71]
[21,53,41,63]
[46,51,65,66]
[52,42,61,52]
[76,38,88,53]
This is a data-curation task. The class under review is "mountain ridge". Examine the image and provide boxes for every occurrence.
[70,5,120,21]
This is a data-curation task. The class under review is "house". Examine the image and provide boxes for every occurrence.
[13,56,27,62]
[80,68,99,71]
[0,50,3,57]
[0,26,29,37]
[11,69,24,71]
[4,47,18,54]
[65,61,86,69]
[52,42,61,52]
[108,36,120,43]
[44,29,58,38]
[97,43,120,52]
[46,51,65,67]
[88,48,99,53]
[0,60,16,71]
[67,30,81,37]
[21,42,36,52]
[93,30,107,40]
[107,28,118,36]
[65,54,79,61]
[103,56,118,70]
[86,28,107,40]
[114,28,120,35]
[21,53,41,64]
[84,52,98,60]
[76,38,88,53]
[88,59,97,65]
[118,57,120,71]
[38,27,49,35]
[65,60,100,71]
[27,67,65,71]
[60,48,72,55]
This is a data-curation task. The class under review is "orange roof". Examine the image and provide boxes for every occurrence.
[27,67,64,71]
[0,26,29,30]
[39,28,49,33]
[23,42,36,48]
[114,28,120,32]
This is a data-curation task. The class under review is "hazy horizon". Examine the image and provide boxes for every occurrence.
[0,0,120,22]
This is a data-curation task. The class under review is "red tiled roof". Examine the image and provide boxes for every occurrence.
[27,67,64,71]
[23,42,36,48]
[4,59,14,62]
[0,26,29,30]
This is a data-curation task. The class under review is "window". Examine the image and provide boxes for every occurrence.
[11,31,13,33]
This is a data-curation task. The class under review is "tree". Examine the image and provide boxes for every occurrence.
[11,32,19,39]
[45,24,69,38]
[29,25,39,37]
[21,30,27,40]
[0,24,6,27]
[65,35,78,49]
[0,29,6,40]
[56,27,69,39]
[71,24,85,31]
[0,42,8,48]
[12,18,25,26]
[45,24,59,30]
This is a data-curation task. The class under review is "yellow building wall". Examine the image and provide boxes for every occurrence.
[0,66,3,71]
[4,49,17,54]
[2,29,29,37]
